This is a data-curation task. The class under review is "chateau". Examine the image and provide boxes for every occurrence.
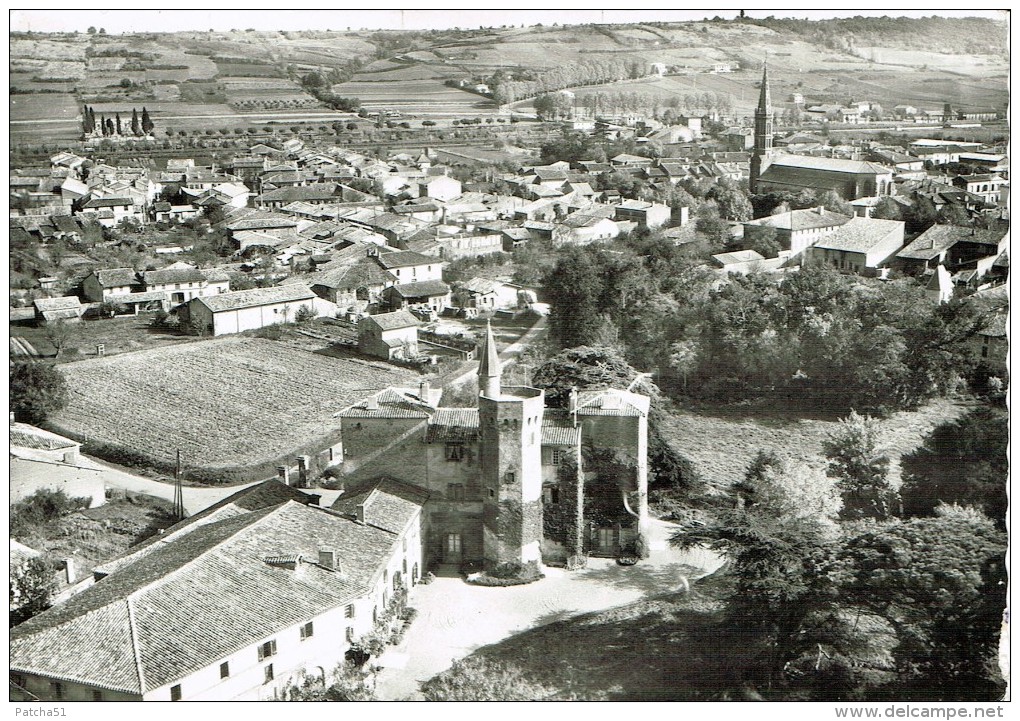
[337,322,651,569]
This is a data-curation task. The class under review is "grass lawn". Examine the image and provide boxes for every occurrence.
[660,397,971,492]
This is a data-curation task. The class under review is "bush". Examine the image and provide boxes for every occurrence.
[294,304,316,323]
[466,560,544,586]
[11,488,92,536]
[11,361,68,424]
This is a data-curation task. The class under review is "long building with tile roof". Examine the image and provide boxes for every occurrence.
[10,495,424,702]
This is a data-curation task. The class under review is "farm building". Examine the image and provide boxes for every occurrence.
[373,249,444,283]
[613,200,671,229]
[82,268,141,302]
[141,263,231,306]
[33,296,84,325]
[383,280,451,313]
[453,277,524,310]
[807,217,905,276]
[79,197,141,227]
[10,485,424,701]
[182,284,335,337]
[358,310,420,360]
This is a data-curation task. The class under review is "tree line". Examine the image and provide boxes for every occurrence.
[82,105,153,137]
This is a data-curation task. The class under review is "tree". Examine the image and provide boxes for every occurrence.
[814,189,853,217]
[544,249,606,349]
[10,361,68,424]
[421,658,552,701]
[87,26,97,34]
[10,557,56,627]
[131,108,141,136]
[745,225,782,258]
[707,181,753,221]
[899,407,1007,526]
[871,196,904,221]
[736,450,843,531]
[841,504,1006,699]
[44,318,79,359]
[694,202,729,247]
[823,410,895,519]
[276,662,376,701]
[141,107,154,135]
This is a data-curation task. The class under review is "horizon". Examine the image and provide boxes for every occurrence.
[11,9,1008,35]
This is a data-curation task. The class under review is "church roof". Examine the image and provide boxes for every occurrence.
[477,321,500,383]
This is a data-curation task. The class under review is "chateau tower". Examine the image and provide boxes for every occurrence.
[749,60,775,194]
[477,322,544,568]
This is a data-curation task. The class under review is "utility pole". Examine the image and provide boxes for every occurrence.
[173,448,185,521]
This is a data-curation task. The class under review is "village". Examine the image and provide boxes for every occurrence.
[8,11,1009,707]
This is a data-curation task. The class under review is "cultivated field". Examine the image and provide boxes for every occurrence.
[48,336,420,482]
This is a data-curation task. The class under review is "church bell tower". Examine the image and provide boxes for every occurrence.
[749,60,775,194]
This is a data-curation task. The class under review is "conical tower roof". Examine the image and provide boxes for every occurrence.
[757,60,772,113]
[477,319,501,383]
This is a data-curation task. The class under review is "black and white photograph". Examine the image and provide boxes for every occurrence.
[7,8,1010,712]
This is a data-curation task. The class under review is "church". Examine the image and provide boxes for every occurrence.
[335,322,651,570]
[750,63,894,200]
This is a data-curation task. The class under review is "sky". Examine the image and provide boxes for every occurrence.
[10,8,1008,35]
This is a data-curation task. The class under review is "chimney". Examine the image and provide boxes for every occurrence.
[365,395,379,411]
[817,206,825,215]
[355,504,365,524]
[9,412,15,425]
[296,455,310,488]
[568,387,579,414]
[62,448,78,464]
[419,379,431,403]
[318,549,336,571]
[277,465,290,486]
[65,558,76,584]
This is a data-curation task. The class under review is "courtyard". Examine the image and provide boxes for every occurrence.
[372,519,724,700]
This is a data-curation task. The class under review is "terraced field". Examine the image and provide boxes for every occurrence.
[48,336,419,480]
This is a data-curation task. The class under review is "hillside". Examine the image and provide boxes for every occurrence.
[9,15,1008,146]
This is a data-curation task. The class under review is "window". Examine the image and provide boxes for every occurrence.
[346,627,355,642]
[544,487,560,505]
[488,488,495,499]
[52,682,64,700]
[413,563,419,582]
[551,449,563,466]
[264,664,274,684]
[175,283,181,289]
[300,621,314,640]
[257,639,277,661]
[446,533,462,554]
[445,442,465,462]
[373,607,378,624]
[220,662,230,679]
[345,603,355,618]
[93,690,103,702]
[505,471,515,484]
[447,483,465,500]
[170,684,181,702]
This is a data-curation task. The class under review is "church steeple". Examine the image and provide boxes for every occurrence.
[478,320,501,398]
[750,59,775,194]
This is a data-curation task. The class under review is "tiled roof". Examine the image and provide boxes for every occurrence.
[375,250,435,269]
[541,412,580,446]
[362,309,419,331]
[744,208,852,233]
[142,267,208,286]
[196,284,316,313]
[425,408,480,442]
[94,480,319,577]
[93,268,139,288]
[33,296,81,312]
[812,217,904,253]
[338,388,434,419]
[226,215,298,232]
[388,279,450,298]
[769,155,893,175]
[713,250,765,265]
[331,477,428,534]
[896,224,969,260]
[82,197,134,209]
[11,502,398,694]
[305,258,394,291]
[258,184,340,203]
[575,389,649,417]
